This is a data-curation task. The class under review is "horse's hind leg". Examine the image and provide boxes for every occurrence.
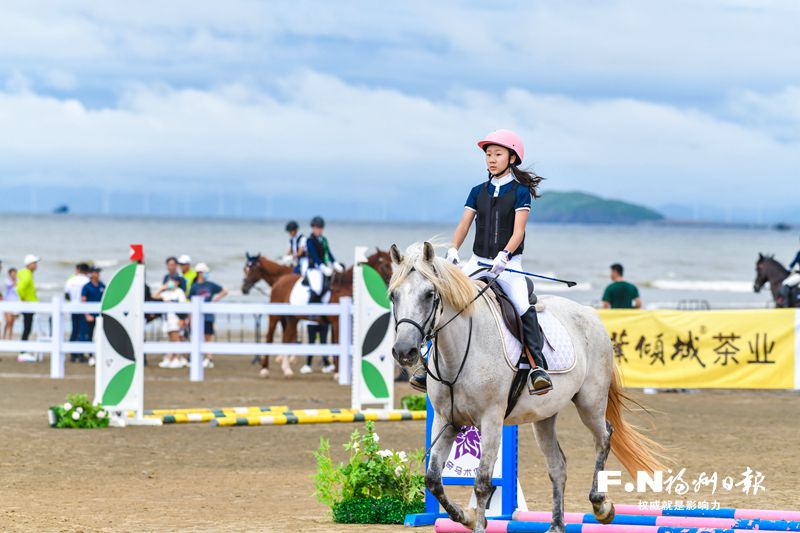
[426,416,469,529]
[532,416,567,533]
[574,394,615,524]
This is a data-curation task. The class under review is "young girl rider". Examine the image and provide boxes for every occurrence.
[284,220,308,275]
[410,129,553,396]
[305,216,343,304]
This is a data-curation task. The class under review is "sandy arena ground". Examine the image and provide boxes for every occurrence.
[1,355,798,532]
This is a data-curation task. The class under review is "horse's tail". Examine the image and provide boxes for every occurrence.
[606,365,667,477]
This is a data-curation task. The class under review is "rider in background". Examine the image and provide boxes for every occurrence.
[305,216,343,305]
[410,129,552,396]
[780,235,800,305]
[284,220,308,275]
[302,216,341,374]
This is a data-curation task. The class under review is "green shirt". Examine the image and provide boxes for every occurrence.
[182,269,197,295]
[602,281,639,309]
[16,268,38,302]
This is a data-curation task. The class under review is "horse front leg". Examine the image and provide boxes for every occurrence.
[260,316,280,377]
[470,415,502,533]
[532,416,568,533]
[280,318,296,376]
[426,416,469,528]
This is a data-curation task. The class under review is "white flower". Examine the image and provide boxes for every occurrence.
[97,411,106,419]
[352,441,359,450]
[63,402,72,411]
[377,449,393,458]
[372,433,380,443]
[71,411,80,420]
[394,465,404,476]
[76,407,84,414]
[398,451,408,463]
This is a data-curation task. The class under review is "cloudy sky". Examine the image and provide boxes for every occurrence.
[0,0,798,220]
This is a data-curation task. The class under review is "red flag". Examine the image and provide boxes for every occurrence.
[130,244,144,263]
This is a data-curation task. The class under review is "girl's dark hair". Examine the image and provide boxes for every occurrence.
[510,161,545,199]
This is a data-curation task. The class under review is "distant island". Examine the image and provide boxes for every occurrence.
[534,191,664,224]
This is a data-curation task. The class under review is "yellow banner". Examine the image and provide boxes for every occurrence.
[597,309,797,389]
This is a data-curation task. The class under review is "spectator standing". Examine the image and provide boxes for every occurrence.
[81,267,106,366]
[16,254,40,362]
[3,267,19,340]
[178,254,197,294]
[65,263,91,362]
[602,263,642,309]
[154,276,188,368]
[300,322,335,374]
[163,256,187,292]
[188,263,228,368]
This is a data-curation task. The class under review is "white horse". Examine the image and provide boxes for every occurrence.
[389,242,664,533]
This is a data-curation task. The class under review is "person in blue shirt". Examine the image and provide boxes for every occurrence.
[780,236,800,305]
[305,216,343,304]
[81,267,106,353]
[410,129,552,396]
[163,256,187,292]
[188,263,228,368]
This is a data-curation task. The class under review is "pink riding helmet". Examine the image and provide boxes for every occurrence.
[477,129,525,164]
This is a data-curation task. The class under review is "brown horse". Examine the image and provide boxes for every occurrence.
[241,253,294,293]
[242,248,393,377]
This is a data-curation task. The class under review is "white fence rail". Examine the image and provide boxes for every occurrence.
[0,297,352,384]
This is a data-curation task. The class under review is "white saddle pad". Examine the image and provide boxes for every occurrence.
[481,293,576,374]
[289,278,331,306]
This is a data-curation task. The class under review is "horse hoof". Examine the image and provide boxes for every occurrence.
[594,500,615,524]
[333,373,339,381]
[462,507,477,530]
[259,368,269,378]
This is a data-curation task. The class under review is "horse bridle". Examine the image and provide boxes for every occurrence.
[393,291,441,342]
[392,267,498,455]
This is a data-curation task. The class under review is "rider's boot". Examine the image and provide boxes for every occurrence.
[308,290,322,321]
[522,308,553,395]
[779,284,790,308]
[409,367,427,393]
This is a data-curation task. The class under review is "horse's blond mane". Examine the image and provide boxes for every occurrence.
[389,242,476,313]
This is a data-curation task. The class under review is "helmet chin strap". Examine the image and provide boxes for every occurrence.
[486,163,514,180]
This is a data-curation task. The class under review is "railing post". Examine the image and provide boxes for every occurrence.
[338,297,352,386]
[190,296,204,382]
[50,297,65,379]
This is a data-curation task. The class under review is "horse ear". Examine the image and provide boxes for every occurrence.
[423,242,435,262]
[758,253,764,260]
[390,244,404,265]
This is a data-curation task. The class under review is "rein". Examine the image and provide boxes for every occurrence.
[394,267,497,456]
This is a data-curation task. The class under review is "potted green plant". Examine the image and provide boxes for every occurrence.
[313,421,425,524]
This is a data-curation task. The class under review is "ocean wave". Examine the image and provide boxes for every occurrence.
[646,280,753,292]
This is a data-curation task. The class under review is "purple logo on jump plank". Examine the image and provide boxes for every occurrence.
[454,426,481,460]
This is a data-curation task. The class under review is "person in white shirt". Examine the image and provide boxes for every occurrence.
[3,267,19,340]
[64,263,91,362]
[153,276,188,368]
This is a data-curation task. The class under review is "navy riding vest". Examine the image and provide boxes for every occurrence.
[289,233,305,257]
[472,180,524,259]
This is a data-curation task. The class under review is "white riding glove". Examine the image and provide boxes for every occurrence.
[280,255,294,265]
[333,261,344,273]
[446,247,460,265]
[490,250,510,275]
[320,264,334,277]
